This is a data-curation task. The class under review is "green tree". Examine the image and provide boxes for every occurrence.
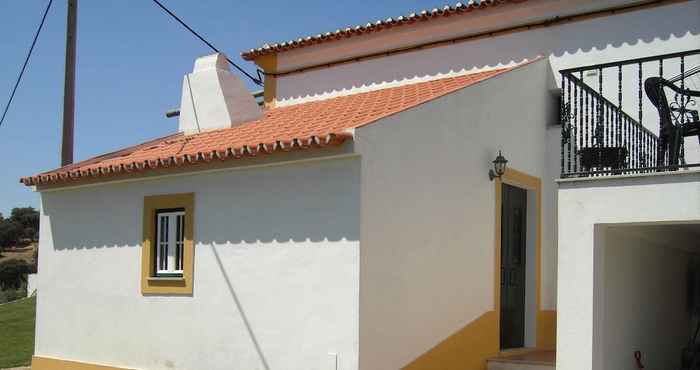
[9,207,39,241]
[0,259,30,290]
[0,221,21,248]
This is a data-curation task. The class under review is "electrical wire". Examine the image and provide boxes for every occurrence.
[0,0,54,128]
[149,0,263,86]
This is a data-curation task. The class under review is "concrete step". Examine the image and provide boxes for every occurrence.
[487,350,555,370]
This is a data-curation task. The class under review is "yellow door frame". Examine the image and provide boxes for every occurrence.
[494,167,552,351]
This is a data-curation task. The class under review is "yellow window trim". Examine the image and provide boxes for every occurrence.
[141,193,194,295]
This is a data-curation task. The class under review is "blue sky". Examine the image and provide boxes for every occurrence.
[0,0,435,215]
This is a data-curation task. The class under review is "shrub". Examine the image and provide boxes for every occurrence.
[0,259,31,290]
[30,247,38,274]
[0,288,26,304]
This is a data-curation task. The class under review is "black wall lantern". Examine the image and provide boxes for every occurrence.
[489,151,508,181]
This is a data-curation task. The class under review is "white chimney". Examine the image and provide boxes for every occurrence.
[178,53,262,134]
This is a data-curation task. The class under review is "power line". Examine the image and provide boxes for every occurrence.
[0,0,54,128]
[150,0,263,86]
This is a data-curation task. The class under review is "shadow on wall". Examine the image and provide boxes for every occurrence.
[35,158,361,370]
[210,244,271,370]
[279,3,700,101]
[41,157,360,250]
[195,158,360,245]
[41,186,143,250]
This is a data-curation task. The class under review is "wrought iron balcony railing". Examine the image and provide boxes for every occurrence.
[560,49,700,178]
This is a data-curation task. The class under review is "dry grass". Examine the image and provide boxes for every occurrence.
[0,244,35,264]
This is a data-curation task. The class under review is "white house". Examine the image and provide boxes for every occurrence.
[21,1,700,370]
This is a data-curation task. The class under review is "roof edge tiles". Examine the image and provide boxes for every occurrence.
[20,133,352,187]
[241,0,526,60]
[21,64,528,188]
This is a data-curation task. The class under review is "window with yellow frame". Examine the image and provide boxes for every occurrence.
[141,193,194,295]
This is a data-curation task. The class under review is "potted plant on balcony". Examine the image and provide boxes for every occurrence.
[579,122,627,173]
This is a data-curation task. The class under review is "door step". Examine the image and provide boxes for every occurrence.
[487,350,555,370]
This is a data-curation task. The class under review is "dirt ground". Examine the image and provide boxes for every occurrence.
[0,244,35,264]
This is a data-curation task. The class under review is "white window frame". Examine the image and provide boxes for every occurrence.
[155,209,185,277]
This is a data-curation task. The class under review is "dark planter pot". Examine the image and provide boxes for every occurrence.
[579,146,628,172]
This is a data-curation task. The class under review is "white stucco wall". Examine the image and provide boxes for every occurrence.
[26,273,38,297]
[274,1,700,161]
[35,155,360,370]
[355,58,559,369]
[272,0,647,74]
[558,171,700,370]
[275,1,700,105]
[602,227,691,370]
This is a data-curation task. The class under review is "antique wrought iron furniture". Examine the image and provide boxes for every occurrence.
[560,50,700,178]
[645,65,700,168]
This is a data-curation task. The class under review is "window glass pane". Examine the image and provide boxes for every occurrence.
[158,216,163,271]
[175,214,184,271]
[175,215,180,271]
[155,210,185,276]
[164,216,169,245]
[165,215,170,270]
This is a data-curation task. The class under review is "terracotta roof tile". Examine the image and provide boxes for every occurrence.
[21,67,512,187]
[241,0,527,60]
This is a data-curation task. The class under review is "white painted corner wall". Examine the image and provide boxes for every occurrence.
[557,172,700,370]
[26,273,38,297]
[355,58,559,370]
[35,157,360,370]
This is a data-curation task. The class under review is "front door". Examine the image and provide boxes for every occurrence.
[500,183,527,350]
